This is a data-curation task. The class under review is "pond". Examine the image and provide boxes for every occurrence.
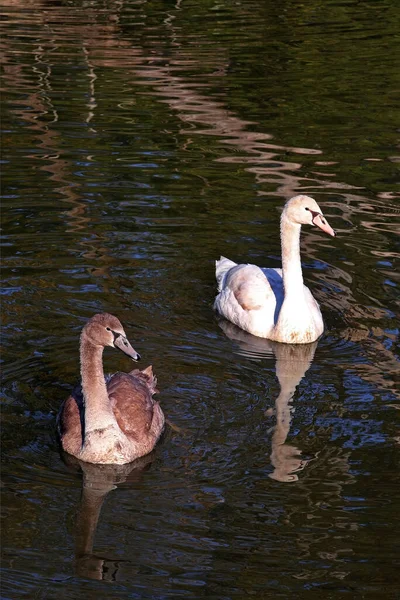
[1,0,399,598]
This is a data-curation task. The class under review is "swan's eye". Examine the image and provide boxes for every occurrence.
[106,327,111,331]
[305,207,310,211]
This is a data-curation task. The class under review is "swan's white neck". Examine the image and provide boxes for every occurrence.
[80,336,119,436]
[280,215,304,298]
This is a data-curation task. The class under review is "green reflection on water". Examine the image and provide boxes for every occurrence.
[1,0,399,598]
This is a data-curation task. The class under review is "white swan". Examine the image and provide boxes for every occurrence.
[214,195,335,343]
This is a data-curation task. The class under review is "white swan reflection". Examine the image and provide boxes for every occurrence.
[218,319,318,482]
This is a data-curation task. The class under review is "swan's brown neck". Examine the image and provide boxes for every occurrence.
[280,215,304,298]
[80,334,118,435]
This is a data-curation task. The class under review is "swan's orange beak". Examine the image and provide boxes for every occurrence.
[312,213,336,237]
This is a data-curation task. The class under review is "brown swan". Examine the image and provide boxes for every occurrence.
[57,313,165,464]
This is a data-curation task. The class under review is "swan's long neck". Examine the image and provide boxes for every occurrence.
[280,215,304,298]
[80,336,119,436]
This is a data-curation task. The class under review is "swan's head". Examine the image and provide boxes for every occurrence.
[81,313,141,360]
[283,195,335,236]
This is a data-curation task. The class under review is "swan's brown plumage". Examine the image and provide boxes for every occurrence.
[57,314,165,464]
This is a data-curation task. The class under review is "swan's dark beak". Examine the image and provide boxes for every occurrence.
[114,334,141,361]
[312,212,336,237]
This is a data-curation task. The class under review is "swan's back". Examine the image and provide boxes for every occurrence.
[107,367,161,438]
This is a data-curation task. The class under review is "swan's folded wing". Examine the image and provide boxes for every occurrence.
[225,264,280,312]
[107,372,155,438]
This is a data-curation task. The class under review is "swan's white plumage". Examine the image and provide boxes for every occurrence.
[214,195,335,344]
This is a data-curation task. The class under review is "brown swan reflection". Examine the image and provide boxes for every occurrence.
[62,452,155,581]
[218,319,318,482]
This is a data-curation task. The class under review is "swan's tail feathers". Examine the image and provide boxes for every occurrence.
[129,365,159,395]
[215,256,237,291]
[142,365,159,394]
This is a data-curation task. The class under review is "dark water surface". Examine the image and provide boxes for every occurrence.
[1,0,399,598]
